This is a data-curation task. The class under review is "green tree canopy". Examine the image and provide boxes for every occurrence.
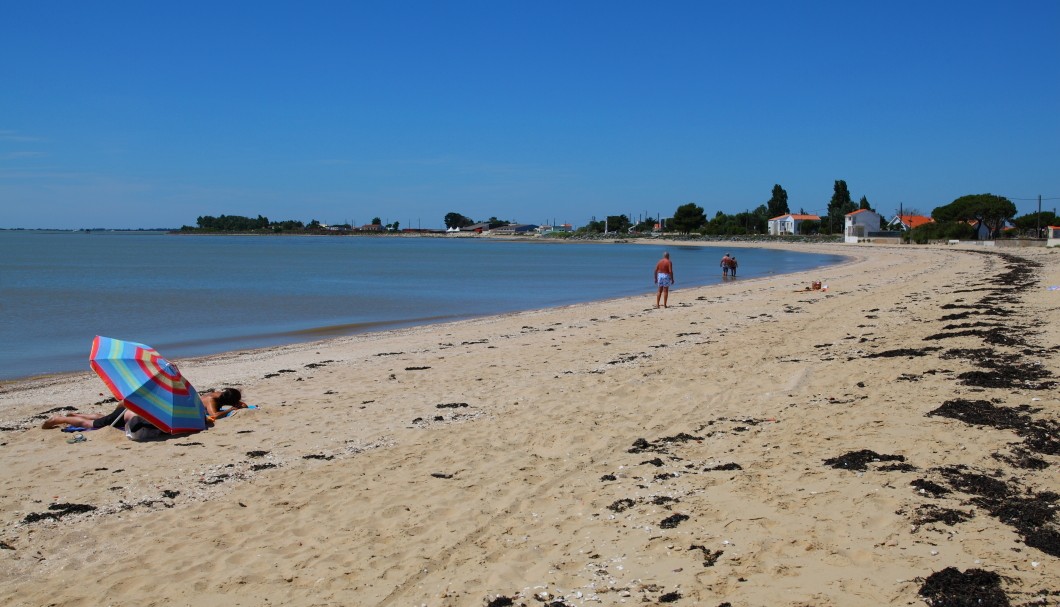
[858,196,872,211]
[485,216,511,228]
[932,194,1016,239]
[1012,211,1058,236]
[444,212,474,229]
[605,215,632,233]
[671,202,707,233]
[767,184,789,217]
[371,217,382,225]
[192,214,276,231]
[826,180,856,233]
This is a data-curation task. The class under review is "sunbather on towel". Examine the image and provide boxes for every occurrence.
[42,387,244,429]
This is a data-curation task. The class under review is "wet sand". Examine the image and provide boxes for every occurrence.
[0,242,1057,606]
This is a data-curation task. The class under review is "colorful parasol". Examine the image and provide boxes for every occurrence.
[89,335,206,434]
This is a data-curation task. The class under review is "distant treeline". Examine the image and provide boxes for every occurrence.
[181,215,308,233]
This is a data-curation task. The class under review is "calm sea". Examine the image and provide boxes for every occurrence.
[0,231,845,381]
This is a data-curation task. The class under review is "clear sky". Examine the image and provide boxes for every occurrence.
[3,1,1058,229]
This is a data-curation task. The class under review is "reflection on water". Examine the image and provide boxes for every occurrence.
[0,232,845,380]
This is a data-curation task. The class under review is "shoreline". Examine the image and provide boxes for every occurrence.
[0,238,852,387]
[1,242,1057,606]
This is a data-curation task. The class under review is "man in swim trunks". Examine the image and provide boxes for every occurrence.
[654,252,674,308]
[720,253,732,277]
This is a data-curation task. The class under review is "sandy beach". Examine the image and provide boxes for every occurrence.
[1,241,1057,606]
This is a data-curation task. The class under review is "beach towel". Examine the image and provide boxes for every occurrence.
[207,402,257,424]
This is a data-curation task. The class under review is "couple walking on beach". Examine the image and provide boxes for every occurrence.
[721,253,738,278]
[654,250,742,308]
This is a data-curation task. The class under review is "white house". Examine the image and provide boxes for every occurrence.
[1047,226,1060,247]
[844,209,883,243]
[767,213,820,236]
[535,223,574,235]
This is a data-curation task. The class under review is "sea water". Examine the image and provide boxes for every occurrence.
[0,231,845,380]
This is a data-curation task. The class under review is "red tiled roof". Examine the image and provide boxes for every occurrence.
[896,215,934,229]
[845,209,875,216]
[769,214,821,221]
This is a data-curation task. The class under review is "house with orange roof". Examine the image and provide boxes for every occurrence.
[844,209,883,243]
[888,214,934,231]
[767,213,820,236]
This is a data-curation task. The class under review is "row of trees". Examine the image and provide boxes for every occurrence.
[443,213,513,229]
[643,184,1046,242]
[909,194,1055,242]
[183,215,413,233]
[185,214,308,232]
[572,181,871,236]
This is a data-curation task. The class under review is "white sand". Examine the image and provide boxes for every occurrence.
[1,242,1057,606]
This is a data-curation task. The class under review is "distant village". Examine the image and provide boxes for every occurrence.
[178,184,1059,246]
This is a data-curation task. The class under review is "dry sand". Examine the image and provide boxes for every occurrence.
[1,242,1057,606]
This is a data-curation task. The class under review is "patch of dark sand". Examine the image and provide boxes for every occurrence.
[923,328,1026,348]
[651,496,679,506]
[991,449,1048,470]
[936,465,1060,557]
[912,504,973,528]
[878,462,918,472]
[941,321,1007,330]
[927,399,1060,456]
[912,478,951,498]
[704,463,742,472]
[659,513,689,529]
[863,347,941,358]
[918,567,1010,607]
[23,503,97,524]
[823,449,906,472]
[689,544,724,566]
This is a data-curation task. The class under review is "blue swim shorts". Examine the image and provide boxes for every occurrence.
[657,273,672,287]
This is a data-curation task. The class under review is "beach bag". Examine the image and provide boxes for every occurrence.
[124,416,164,442]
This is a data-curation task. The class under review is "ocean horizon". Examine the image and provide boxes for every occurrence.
[0,231,846,381]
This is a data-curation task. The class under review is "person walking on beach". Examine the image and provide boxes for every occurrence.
[654,252,674,308]
[720,253,732,278]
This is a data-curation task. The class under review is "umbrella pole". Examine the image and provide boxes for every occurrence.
[110,406,127,428]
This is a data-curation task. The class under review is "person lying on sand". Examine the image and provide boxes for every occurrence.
[42,388,244,430]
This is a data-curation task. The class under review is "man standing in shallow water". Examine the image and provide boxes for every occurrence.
[654,252,674,308]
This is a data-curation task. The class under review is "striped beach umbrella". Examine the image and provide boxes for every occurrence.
[89,336,206,434]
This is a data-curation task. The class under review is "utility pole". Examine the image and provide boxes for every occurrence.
[1037,195,1042,238]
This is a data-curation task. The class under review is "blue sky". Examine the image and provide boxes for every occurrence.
[3,1,1058,229]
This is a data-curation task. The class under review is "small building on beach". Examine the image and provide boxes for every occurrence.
[844,209,883,243]
[1047,226,1060,247]
[491,223,539,235]
[768,214,820,236]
